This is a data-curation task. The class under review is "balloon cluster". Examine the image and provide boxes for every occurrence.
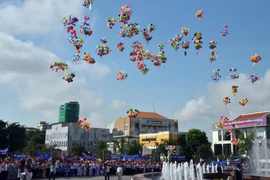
[107,17,117,29]
[120,23,140,38]
[166,145,176,156]
[193,32,203,54]
[239,98,249,106]
[169,34,183,51]
[117,70,128,81]
[217,116,229,128]
[77,118,91,131]
[195,9,203,19]
[50,62,68,72]
[229,68,239,79]
[231,138,240,146]
[96,38,112,58]
[82,0,94,10]
[211,68,221,81]
[209,41,218,62]
[63,72,75,83]
[231,85,238,96]
[158,42,165,51]
[83,52,95,64]
[250,54,261,66]
[126,108,139,118]
[221,24,228,36]
[118,4,132,24]
[223,96,231,105]
[80,16,93,36]
[117,42,125,52]
[248,74,260,84]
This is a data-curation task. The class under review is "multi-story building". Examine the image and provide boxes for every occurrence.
[59,102,80,123]
[45,122,112,156]
[37,121,49,131]
[139,131,185,149]
[212,111,270,156]
[114,111,178,137]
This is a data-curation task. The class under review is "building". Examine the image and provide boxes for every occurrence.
[45,122,112,156]
[114,111,178,137]
[25,127,39,132]
[107,123,115,133]
[139,131,185,150]
[59,102,80,123]
[107,135,139,154]
[37,121,49,131]
[212,111,270,156]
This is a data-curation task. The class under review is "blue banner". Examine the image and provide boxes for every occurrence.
[0,148,8,155]
[36,150,50,160]
[171,155,185,161]
[111,154,123,160]
[123,154,140,160]
[14,153,28,159]
[81,153,96,160]
[56,167,71,173]
[64,156,75,162]
[211,160,227,166]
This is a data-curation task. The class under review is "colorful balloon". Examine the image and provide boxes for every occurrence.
[248,74,260,84]
[83,52,95,64]
[80,16,92,36]
[181,41,190,56]
[221,24,228,36]
[117,42,125,52]
[118,4,132,24]
[231,85,238,95]
[231,138,240,146]
[193,32,203,54]
[116,70,128,81]
[63,72,75,83]
[217,116,229,128]
[95,44,112,58]
[107,17,117,29]
[181,27,189,36]
[147,24,156,32]
[126,108,139,118]
[239,98,248,106]
[250,54,261,66]
[158,42,165,51]
[195,9,203,19]
[77,118,91,131]
[63,14,79,27]
[211,68,221,81]
[50,62,68,72]
[223,96,231,105]
[100,37,108,44]
[82,0,94,10]
[141,28,152,44]
[229,68,239,79]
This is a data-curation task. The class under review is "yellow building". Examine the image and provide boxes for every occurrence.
[139,131,185,149]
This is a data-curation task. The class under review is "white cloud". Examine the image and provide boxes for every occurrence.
[0,0,94,35]
[0,33,111,123]
[174,71,270,140]
[111,99,128,109]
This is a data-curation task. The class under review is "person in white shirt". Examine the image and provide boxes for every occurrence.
[116,164,123,180]
[49,161,56,180]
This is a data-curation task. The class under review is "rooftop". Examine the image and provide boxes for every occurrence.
[234,111,270,121]
[135,111,169,120]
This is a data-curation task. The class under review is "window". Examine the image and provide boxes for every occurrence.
[218,130,222,141]
[223,130,231,141]
[247,128,255,136]
[256,127,265,139]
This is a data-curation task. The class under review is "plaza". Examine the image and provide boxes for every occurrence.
[36,175,134,180]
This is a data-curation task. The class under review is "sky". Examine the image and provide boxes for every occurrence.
[0,0,270,141]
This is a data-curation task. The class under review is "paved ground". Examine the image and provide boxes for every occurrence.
[36,175,134,180]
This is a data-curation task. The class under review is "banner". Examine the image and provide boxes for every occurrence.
[36,150,51,160]
[81,153,96,160]
[215,117,267,129]
[123,154,141,160]
[0,148,8,155]
[171,155,185,161]
[64,156,75,162]
[111,154,123,160]
[56,167,71,173]
[14,153,28,159]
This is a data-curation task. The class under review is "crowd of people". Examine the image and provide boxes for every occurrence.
[0,157,162,180]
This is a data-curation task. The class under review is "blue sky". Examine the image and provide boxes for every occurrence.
[1,0,270,139]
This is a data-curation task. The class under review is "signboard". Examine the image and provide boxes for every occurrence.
[140,119,168,126]
[213,117,267,130]
[171,155,185,161]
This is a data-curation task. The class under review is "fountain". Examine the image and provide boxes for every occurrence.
[250,137,270,177]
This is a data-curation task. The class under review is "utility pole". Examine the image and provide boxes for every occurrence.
[152,103,156,113]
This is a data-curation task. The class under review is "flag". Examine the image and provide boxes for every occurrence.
[142,146,152,156]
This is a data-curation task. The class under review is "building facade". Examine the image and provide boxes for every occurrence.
[45,122,112,156]
[37,121,49,131]
[59,102,80,123]
[212,111,270,156]
[114,112,178,137]
[139,131,185,149]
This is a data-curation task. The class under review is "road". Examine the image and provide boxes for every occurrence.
[36,175,134,180]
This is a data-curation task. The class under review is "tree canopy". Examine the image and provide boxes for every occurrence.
[179,129,213,161]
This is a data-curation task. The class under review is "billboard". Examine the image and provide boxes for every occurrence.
[220,117,267,129]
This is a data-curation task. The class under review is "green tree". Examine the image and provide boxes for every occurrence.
[23,130,46,155]
[180,129,213,161]
[238,133,254,155]
[114,138,126,154]
[0,120,8,149]
[70,145,85,156]
[223,144,232,159]
[7,122,26,152]
[126,140,142,155]
[94,141,108,158]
